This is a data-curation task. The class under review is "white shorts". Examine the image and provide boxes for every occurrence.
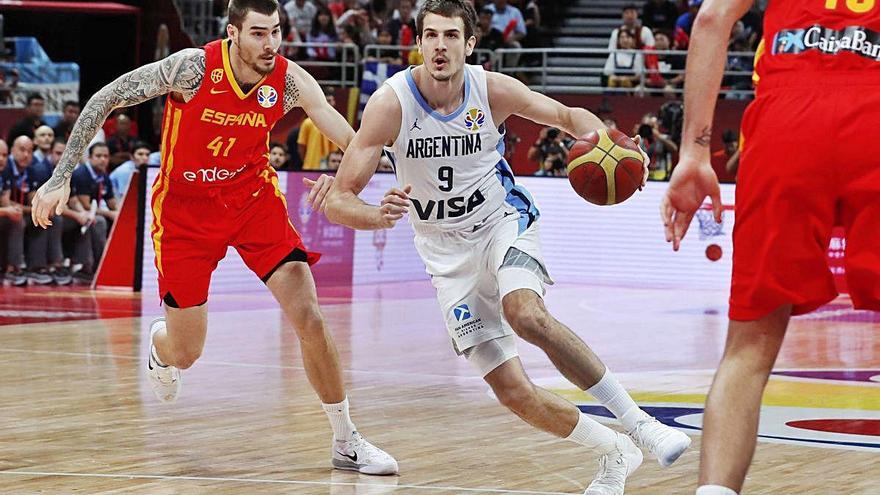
[413,205,554,368]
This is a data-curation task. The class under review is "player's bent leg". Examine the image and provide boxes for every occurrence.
[482,356,642,495]
[266,261,398,475]
[146,298,208,403]
[699,305,791,493]
[501,289,691,466]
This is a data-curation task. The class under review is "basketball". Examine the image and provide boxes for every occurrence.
[566,128,645,206]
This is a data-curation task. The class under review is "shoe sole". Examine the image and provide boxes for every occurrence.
[332,457,398,475]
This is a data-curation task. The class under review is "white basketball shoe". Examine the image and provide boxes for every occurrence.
[332,432,399,475]
[145,318,181,403]
[583,432,643,495]
[626,418,691,467]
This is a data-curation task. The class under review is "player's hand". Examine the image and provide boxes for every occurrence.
[660,155,722,251]
[376,184,411,229]
[31,181,70,229]
[631,135,650,190]
[302,174,334,212]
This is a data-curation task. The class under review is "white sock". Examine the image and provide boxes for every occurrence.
[696,485,738,495]
[323,397,357,441]
[566,412,619,454]
[150,345,168,368]
[586,368,649,431]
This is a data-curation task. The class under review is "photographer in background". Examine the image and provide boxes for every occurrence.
[635,113,678,181]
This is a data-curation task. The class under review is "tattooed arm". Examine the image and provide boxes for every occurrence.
[31,48,205,228]
[659,0,752,251]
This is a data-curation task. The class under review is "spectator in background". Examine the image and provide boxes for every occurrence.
[476,7,504,52]
[278,7,302,60]
[635,113,677,181]
[487,0,527,67]
[32,125,55,165]
[0,140,27,287]
[106,113,136,166]
[7,93,46,143]
[1,137,33,286]
[49,139,66,167]
[53,100,81,142]
[604,28,644,90]
[518,0,542,49]
[268,142,289,170]
[642,0,679,31]
[284,0,317,38]
[370,27,403,64]
[646,30,685,96]
[68,142,118,280]
[711,129,739,183]
[110,141,150,201]
[326,149,343,171]
[298,90,339,170]
[387,0,418,60]
[603,117,619,130]
[528,127,568,174]
[674,0,702,49]
[329,0,358,19]
[740,2,764,50]
[307,6,339,60]
[609,4,655,51]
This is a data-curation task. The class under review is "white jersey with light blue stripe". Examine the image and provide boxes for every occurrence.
[384,64,538,233]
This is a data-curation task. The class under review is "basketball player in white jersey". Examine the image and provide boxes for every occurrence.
[312,1,692,493]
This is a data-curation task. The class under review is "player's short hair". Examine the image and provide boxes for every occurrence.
[417,0,478,40]
[88,142,109,157]
[227,0,279,29]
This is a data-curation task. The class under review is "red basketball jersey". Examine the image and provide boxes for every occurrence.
[158,39,287,186]
[754,0,880,84]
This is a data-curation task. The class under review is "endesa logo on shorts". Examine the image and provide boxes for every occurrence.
[773,25,880,61]
[182,164,247,183]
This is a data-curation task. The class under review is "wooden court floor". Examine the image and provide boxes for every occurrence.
[0,282,877,494]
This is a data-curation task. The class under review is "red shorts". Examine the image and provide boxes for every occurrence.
[731,74,880,320]
[150,166,320,308]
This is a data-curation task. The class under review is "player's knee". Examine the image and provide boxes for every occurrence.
[503,298,551,343]
[294,306,326,340]
[172,345,202,369]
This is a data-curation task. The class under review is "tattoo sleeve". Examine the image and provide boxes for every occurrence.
[694,126,712,147]
[283,72,301,114]
[44,48,206,192]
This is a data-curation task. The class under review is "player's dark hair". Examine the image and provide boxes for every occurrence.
[417,0,477,40]
[88,141,109,157]
[227,0,279,29]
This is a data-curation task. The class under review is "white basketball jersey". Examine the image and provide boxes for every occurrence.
[384,65,514,231]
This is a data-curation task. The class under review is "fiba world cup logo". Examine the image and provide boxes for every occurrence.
[257,85,278,108]
[464,108,485,132]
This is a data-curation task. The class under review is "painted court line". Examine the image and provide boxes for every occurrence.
[0,470,574,494]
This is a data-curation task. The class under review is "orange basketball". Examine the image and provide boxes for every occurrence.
[566,128,645,206]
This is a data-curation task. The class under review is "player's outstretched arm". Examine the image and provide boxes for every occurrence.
[285,63,355,152]
[31,48,205,228]
[660,0,751,251]
[324,86,405,230]
[486,71,604,138]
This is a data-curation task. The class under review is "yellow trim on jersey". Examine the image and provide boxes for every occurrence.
[152,108,183,276]
[752,38,766,87]
[221,39,268,100]
[258,166,297,232]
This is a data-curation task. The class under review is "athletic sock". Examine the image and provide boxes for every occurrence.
[696,485,738,495]
[566,412,619,454]
[323,397,357,441]
[150,345,168,368]
[586,368,650,431]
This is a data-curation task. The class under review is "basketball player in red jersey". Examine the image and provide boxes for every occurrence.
[30,0,397,475]
[661,1,880,494]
